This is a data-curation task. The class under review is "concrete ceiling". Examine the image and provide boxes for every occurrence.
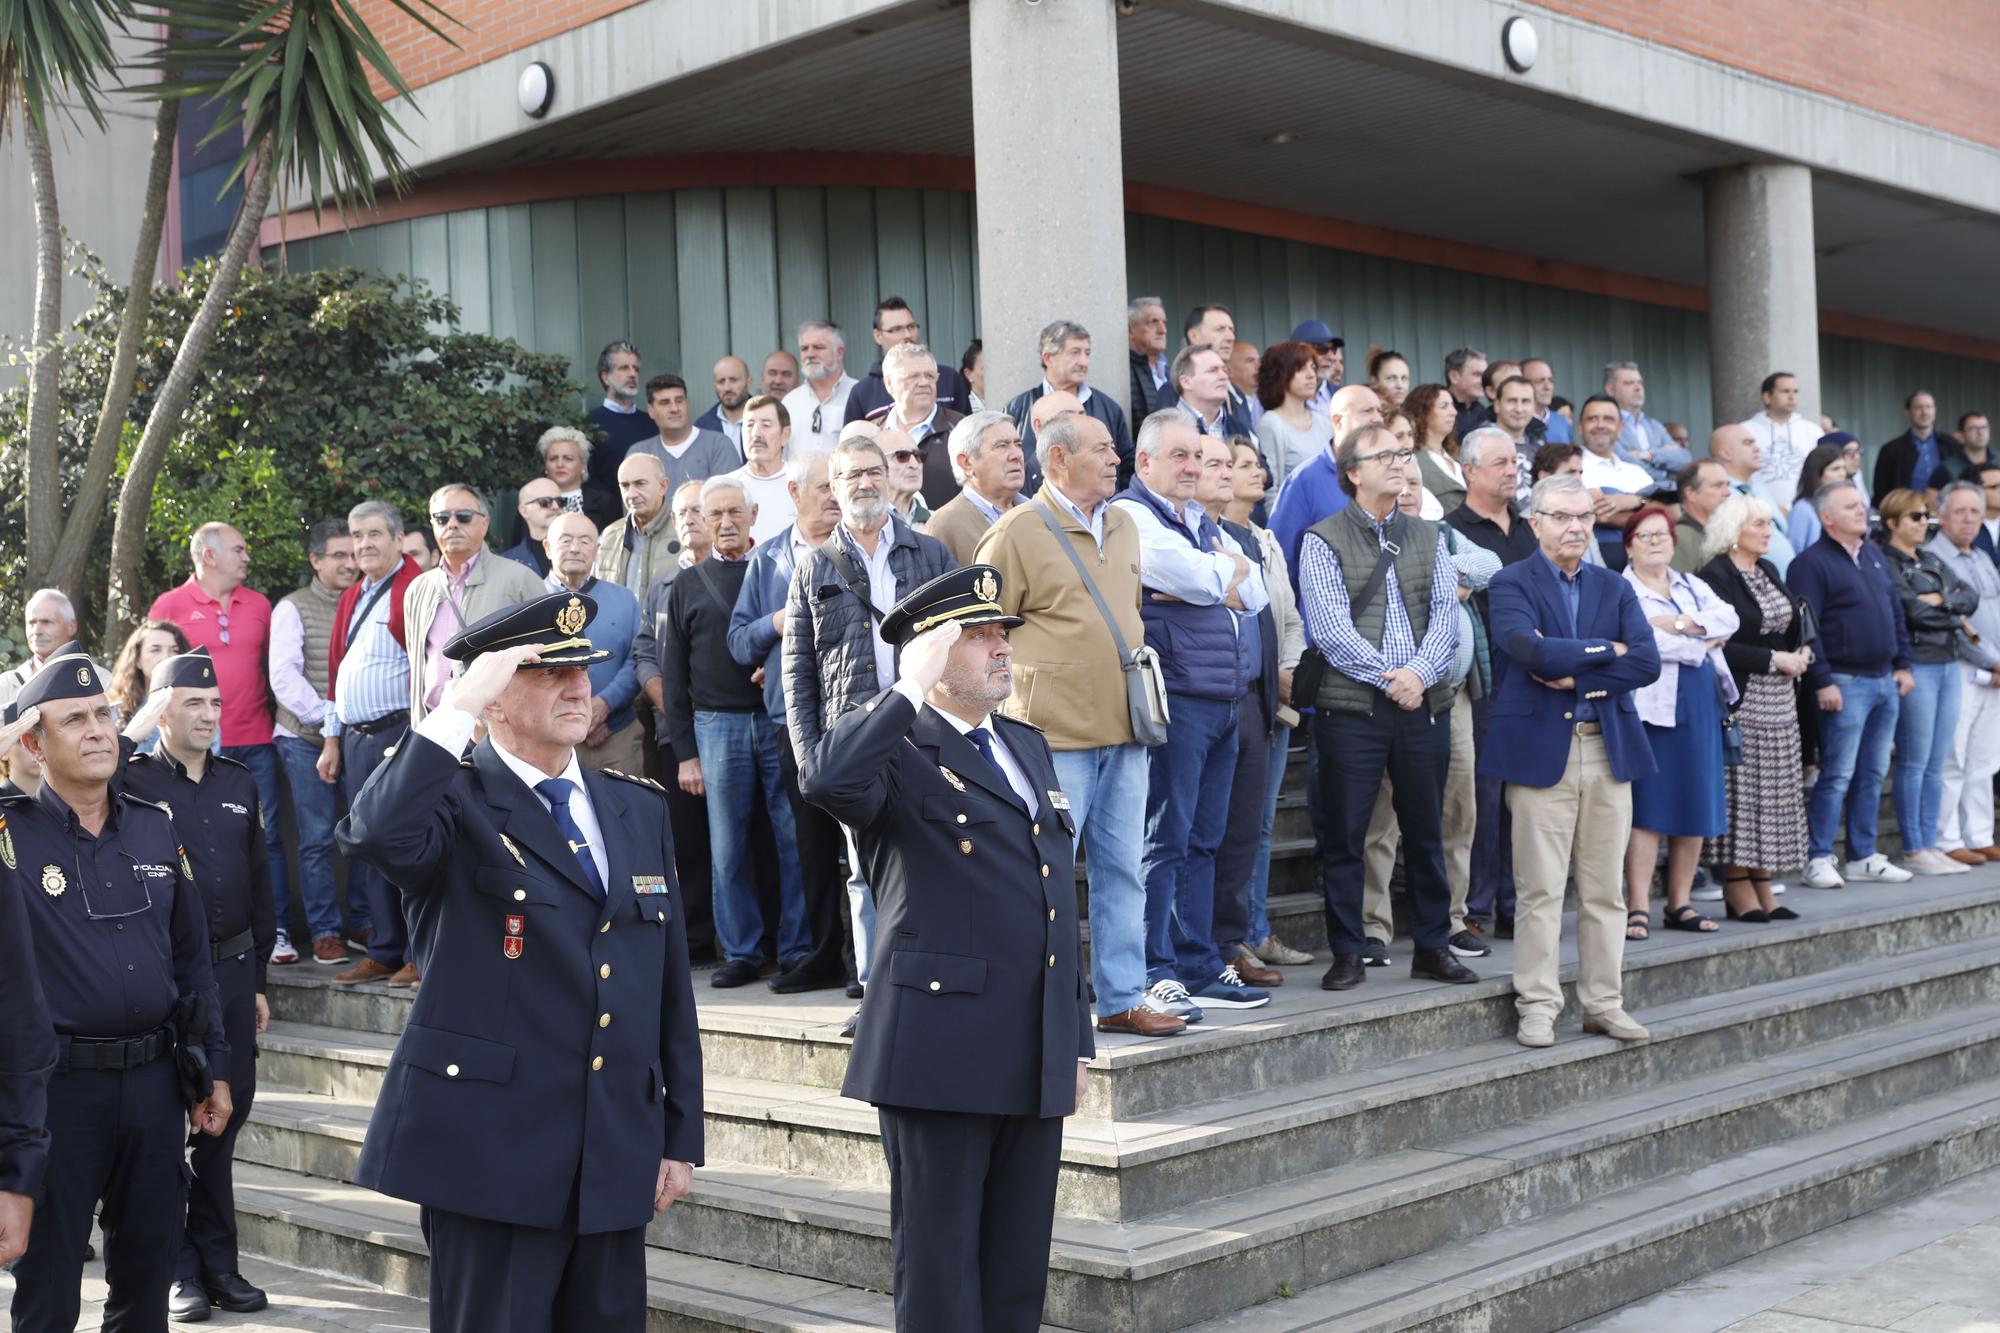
[431,0,2000,342]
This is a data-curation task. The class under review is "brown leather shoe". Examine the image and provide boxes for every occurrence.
[1096,1005,1187,1037]
[312,937,350,965]
[1226,945,1283,988]
[332,957,396,985]
[1977,847,2000,862]
[388,964,422,989]
[1947,848,1988,866]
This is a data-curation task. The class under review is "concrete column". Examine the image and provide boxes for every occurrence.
[969,0,1129,411]
[1703,163,1822,431]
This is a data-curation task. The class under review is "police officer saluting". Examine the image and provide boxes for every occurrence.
[337,591,702,1333]
[0,654,232,1333]
[801,565,1092,1332]
[115,648,275,1320]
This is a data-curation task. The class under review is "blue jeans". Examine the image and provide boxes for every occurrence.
[1246,723,1292,943]
[1809,671,1901,862]
[1142,694,1237,987]
[694,711,809,966]
[274,735,356,941]
[342,723,410,968]
[221,743,290,936]
[1052,744,1149,1017]
[1893,662,1962,852]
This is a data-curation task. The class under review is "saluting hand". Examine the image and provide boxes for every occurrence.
[442,643,547,717]
[0,705,38,763]
[898,622,960,696]
[123,689,172,742]
[655,1158,693,1215]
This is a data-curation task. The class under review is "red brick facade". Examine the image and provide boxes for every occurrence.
[358,0,644,95]
[1540,0,2000,151]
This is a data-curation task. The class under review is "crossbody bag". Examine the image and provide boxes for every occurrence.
[1031,500,1170,746]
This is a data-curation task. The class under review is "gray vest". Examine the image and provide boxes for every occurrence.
[1306,505,1456,717]
[275,579,340,742]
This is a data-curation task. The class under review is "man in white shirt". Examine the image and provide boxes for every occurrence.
[1742,371,1819,507]
[781,320,857,455]
[725,395,797,546]
[0,588,78,711]
[1573,394,1659,566]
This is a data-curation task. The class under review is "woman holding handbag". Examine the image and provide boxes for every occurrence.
[1698,494,1818,921]
[1621,505,1740,936]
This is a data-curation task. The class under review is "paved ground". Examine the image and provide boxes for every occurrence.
[1,1249,430,1331]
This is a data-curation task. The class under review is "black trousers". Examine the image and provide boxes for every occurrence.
[11,1055,186,1333]
[779,727,854,984]
[656,737,715,957]
[177,952,257,1283]
[343,720,410,968]
[877,1105,1064,1333]
[1212,691,1274,952]
[1315,702,1452,955]
[1466,694,1517,926]
[420,1197,646,1333]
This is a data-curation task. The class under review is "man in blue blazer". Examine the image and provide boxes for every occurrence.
[337,591,703,1332]
[803,565,1091,1332]
[1481,474,1661,1050]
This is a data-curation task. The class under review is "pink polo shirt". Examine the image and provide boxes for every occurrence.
[148,577,276,746]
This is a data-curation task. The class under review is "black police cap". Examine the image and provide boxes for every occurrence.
[150,646,218,691]
[10,652,111,718]
[442,591,613,669]
[879,564,1024,646]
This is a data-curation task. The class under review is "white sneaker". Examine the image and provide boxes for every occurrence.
[1144,979,1205,1024]
[1770,880,1787,896]
[1802,857,1845,889]
[1690,882,1724,902]
[270,930,299,965]
[1845,853,1914,883]
[1906,849,1970,877]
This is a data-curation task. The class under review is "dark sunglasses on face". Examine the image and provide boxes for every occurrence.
[525,496,563,511]
[890,449,920,463]
[431,509,481,527]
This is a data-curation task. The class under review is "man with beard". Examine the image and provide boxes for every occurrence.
[802,567,1089,1332]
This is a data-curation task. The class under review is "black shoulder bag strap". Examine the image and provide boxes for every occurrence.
[817,535,888,624]
[692,560,738,621]
[343,575,398,651]
[1346,510,1402,622]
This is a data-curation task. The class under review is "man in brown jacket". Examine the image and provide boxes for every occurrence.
[921,410,1026,565]
[975,416,1185,1037]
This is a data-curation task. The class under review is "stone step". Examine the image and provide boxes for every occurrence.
[251,930,2000,1222]
[1175,1074,2000,1333]
[236,1000,2000,1332]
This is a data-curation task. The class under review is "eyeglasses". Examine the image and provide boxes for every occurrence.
[836,466,888,484]
[431,509,481,527]
[215,610,230,646]
[1631,530,1673,543]
[1353,447,1415,465]
[1536,510,1597,527]
[811,406,823,434]
[525,496,563,511]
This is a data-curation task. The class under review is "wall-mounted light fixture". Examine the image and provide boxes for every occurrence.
[1501,17,1538,74]
[518,61,555,118]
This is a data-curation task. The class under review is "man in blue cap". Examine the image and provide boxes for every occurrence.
[803,564,1091,1332]
[337,590,703,1333]
[1292,319,1345,413]
[115,646,276,1320]
[1,652,233,1333]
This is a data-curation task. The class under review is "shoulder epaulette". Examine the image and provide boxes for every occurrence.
[601,768,668,794]
[0,789,31,806]
[210,750,250,772]
[121,793,173,816]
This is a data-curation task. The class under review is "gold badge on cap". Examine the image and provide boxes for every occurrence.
[500,833,526,867]
[974,570,998,604]
[41,864,66,898]
[938,766,965,792]
[556,597,586,636]
[75,667,90,686]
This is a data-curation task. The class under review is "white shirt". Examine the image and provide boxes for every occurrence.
[782,374,858,455]
[657,434,696,460]
[1579,447,1658,497]
[727,464,797,546]
[1111,480,1269,619]
[889,679,1038,810]
[840,523,900,691]
[1743,411,1818,505]
[414,705,610,887]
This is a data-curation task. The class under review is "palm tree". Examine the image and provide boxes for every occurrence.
[100,0,458,632]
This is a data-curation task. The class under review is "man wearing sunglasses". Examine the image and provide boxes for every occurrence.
[500,477,564,578]
[406,484,547,728]
[0,655,233,1331]
[115,649,277,1320]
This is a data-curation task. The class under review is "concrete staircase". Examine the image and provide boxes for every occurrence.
[244,833,2000,1333]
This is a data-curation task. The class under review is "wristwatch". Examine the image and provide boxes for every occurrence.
[1673,616,1689,634]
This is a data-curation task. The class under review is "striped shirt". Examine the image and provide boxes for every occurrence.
[328,573,410,735]
[1299,521,1459,691]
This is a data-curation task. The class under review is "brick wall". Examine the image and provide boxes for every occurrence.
[357,0,645,96]
[1539,0,2000,151]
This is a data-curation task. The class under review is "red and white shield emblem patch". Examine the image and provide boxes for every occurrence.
[503,935,524,960]
[505,915,525,936]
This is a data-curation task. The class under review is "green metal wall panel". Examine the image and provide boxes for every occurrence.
[266,189,1999,452]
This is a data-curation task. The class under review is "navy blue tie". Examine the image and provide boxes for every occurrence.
[964,729,1022,810]
[535,778,605,901]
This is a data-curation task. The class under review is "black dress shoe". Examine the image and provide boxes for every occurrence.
[845,981,865,999]
[1321,955,1367,991]
[708,959,763,988]
[1494,917,1515,940]
[837,1009,860,1039]
[206,1273,268,1313]
[1411,948,1480,985]
[768,965,845,994]
[168,1278,212,1322]
[1363,937,1392,967]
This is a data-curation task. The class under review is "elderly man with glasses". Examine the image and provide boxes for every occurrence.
[405,483,547,727]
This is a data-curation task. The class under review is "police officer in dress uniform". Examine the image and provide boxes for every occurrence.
[801,565,1093,1333]
[336,591,703,1333]
[113,648,275,1321]
[0,655,232,1333]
